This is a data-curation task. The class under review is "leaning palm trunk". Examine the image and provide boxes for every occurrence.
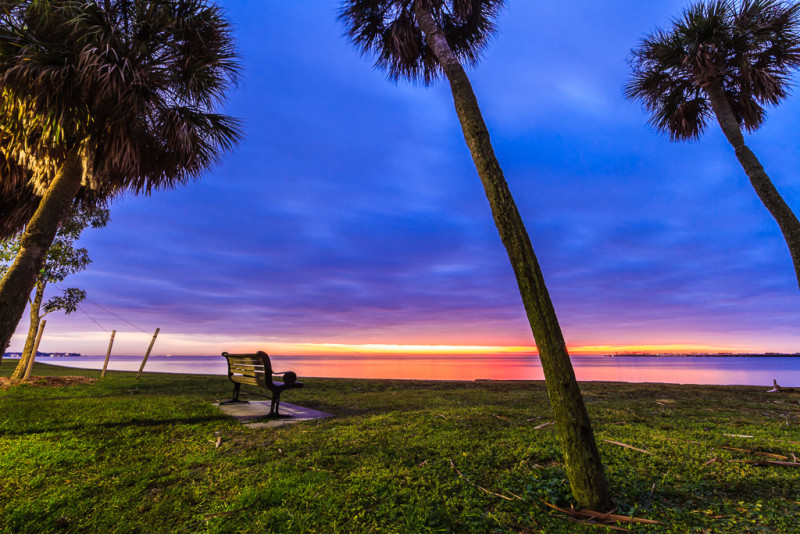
[705,81,800,289]
[415,4,611,511]
[0,151,83,353]
[10,282,44,379]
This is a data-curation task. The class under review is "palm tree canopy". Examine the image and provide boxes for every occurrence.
[0,0,242,197]
[0,178,38,240]
[625,0,800,140]
[0,136,109,239]
[0,179,109,240]
[339,0,504,84]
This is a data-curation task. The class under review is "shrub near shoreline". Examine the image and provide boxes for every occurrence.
[0,362,798,532]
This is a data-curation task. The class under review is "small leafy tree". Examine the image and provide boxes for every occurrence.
[0,206,109,377]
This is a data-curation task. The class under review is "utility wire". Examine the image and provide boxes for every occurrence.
[52,282,150,334]
[74,302,109,332]
[85,298,150,334]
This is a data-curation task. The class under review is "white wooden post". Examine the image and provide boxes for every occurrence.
[136,328,160,379]
[101,330,116,378]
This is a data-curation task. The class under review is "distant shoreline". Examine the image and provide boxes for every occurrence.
[2,352,80,358]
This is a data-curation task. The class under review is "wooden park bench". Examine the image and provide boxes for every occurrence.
[220,351,303,417]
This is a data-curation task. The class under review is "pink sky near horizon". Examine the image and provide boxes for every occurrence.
[8,319,797,357]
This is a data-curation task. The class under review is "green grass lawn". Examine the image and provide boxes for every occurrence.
[0,361,798,533]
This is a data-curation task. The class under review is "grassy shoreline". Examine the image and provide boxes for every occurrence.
[1,362,798,532]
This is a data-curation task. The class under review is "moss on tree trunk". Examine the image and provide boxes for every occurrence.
[0,152,84,354]
[706,81,800,290]
[414,3,611,511]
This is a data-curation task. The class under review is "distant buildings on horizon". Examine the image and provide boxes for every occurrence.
[3,352,81,358]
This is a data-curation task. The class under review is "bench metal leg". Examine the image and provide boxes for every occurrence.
[219,382,249,405]
[267,391,292,418]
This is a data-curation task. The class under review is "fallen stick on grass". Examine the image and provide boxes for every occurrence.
[555,514,629,532]
[718,446,789,460]
[543,501,663,525]
[603,439,652,455]
[448,458,518,501]
[735,459,800,468]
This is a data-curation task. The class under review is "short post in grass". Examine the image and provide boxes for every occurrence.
[101,330,116,378]
[23,319,46,380]
[136,328,160,379]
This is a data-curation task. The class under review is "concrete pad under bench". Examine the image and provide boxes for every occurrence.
[214,400,332,428]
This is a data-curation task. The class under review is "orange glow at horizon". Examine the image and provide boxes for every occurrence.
[22,329,760,357]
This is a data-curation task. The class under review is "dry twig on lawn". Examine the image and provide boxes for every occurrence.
[603,439,652,455]
[448,458,518,501]
[735,459,800,468]
[544,501,663,526]
[719,446,788,460]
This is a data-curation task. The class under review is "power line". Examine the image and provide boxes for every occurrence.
[52,282,150,334]
[74,302,109,332]
[85,298,150,334]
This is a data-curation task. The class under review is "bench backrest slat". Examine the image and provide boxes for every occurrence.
[229,368,261,378]
[222,351,274,387]
[233,376,261,386]
[228,361,264,371]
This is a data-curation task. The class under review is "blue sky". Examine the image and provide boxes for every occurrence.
[8,0,800,356]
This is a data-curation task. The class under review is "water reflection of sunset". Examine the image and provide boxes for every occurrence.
[48,355,800,386]
[275,343,537,355]
[245,342,750,357]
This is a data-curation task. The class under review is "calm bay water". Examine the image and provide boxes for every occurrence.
[19,354,800,386]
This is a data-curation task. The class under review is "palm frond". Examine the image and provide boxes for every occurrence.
[339,0,505,85]
[626,0,800,140]
[0,0,242,198]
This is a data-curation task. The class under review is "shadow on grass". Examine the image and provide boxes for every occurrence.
[0,414,230,437]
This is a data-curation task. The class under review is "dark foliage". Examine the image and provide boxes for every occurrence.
[0,0,242,198]
[339,0,504,84]
[625,0,800,140]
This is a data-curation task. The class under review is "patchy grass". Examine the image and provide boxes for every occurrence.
[0,361,798,532]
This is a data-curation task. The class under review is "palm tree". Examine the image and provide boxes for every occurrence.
[626,0,800,289]
[0,0,242,352]
[339,0,612,510]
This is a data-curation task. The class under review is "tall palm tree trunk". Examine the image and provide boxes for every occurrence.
[414,3,611,511]
[706,81,800,289]
[0,151,83,354]
[10,282,44,380]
